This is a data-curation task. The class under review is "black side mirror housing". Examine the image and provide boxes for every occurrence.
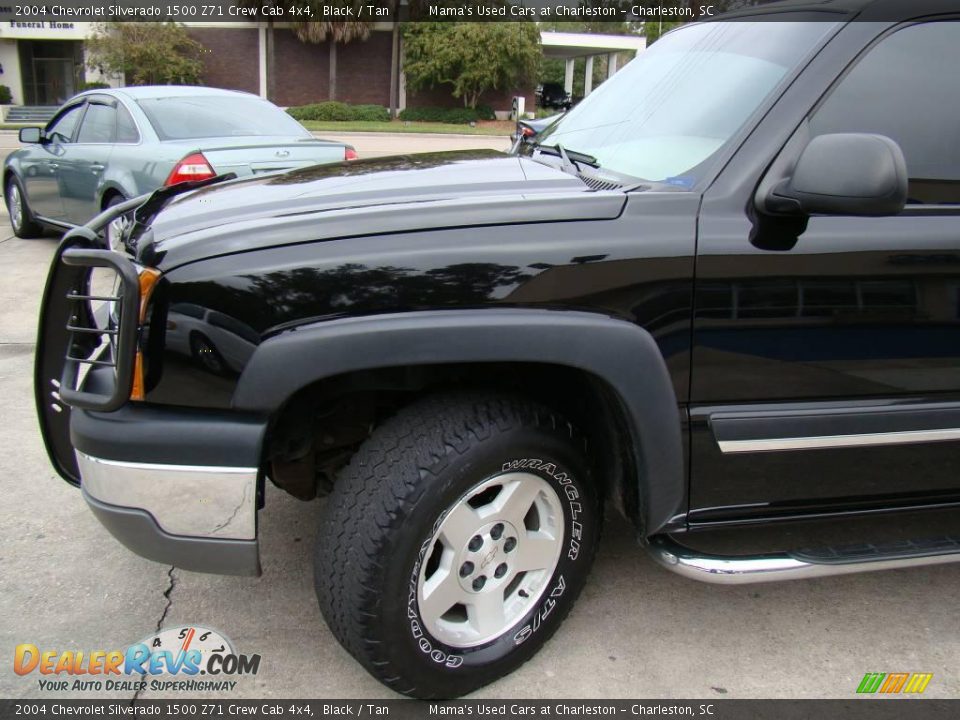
[764,133,908,217]
[19,127,42,144]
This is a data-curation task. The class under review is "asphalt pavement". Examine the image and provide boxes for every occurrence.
[0,132,957,702]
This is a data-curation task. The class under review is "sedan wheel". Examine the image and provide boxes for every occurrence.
[103,195,131,252]
[8,182,22,231]
[5,177,43,239]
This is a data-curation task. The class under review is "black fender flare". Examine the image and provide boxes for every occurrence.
[233,309,684,534]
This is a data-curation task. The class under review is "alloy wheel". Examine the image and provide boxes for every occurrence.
[8,183,22,231]
[417,472,565,648]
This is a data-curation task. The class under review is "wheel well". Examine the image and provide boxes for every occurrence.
[263,362,641,526]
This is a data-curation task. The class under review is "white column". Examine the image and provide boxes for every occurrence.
[584,56,594,96]
[607,53,619,79]
[258,25,267,99]
[564,58,574,95]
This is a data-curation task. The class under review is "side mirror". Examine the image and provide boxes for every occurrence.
[18,127,42,144]
[764,133,907,217]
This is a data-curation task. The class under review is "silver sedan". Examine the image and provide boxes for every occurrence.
[3,85,355,242]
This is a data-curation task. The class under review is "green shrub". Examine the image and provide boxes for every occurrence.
[286,102,389,122]
[475,104,496,121]
[79,81,111,91]
[398,106,491,124]
[0,85,12,105]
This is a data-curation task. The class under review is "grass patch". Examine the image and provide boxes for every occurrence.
[300,120,514,136]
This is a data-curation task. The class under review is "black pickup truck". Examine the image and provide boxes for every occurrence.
[34,0,960,699]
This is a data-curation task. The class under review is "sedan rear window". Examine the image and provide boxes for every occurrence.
[137,95,311,141]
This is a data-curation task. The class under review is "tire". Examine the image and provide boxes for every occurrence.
[315,393,600,698]
[5,175,43,239]
[103,193,130,252]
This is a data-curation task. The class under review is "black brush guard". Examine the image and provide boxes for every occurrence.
[35,175,238,484]
[35,195,148,484]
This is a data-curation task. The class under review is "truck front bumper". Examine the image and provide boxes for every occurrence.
[70,403,266,576]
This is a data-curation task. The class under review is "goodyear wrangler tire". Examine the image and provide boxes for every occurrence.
[314,394,600,698]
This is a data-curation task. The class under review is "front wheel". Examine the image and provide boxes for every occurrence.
[5,176,43,239]
[315,394,600,698]
[103,194,131,252]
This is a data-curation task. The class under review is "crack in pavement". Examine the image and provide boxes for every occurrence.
[130,566,177,705]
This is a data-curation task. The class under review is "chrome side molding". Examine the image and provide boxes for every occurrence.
[718,428,960,454]
[647,535,960,585]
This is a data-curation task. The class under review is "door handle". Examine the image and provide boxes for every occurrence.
[47,162,59,170]
[90,163,105,172]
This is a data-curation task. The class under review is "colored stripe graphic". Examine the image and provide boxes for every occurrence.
[857,672,932,694]
[857,673,886,694]
[903,673,933,694]
[880,672,909,693]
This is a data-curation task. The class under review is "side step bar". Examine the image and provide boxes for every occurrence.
[647,535,960,585]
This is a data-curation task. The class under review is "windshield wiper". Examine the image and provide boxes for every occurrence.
[532,143,600,173]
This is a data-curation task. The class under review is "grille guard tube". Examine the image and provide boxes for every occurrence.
[58,248,140,412]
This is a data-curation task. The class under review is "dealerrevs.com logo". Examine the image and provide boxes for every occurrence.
[14,625,261,692]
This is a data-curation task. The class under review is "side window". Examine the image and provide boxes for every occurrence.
[76,103,117,144]
[809,21,960,205]
[116,104,139,143]
[45,104,84,144]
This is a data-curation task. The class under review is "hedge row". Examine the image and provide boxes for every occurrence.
[286,101,390,122]
[286,101,500,125]
[398,105,496,124]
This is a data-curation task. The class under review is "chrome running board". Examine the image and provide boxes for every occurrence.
[647,535,960,585]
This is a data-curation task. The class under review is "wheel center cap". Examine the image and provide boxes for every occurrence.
[479,547,498,570]
[457,519,520,593]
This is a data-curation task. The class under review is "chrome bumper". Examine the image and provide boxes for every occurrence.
[77,451,257,541]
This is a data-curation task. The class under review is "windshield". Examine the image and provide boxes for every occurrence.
[138,95,311,141]
[536,21,838,185]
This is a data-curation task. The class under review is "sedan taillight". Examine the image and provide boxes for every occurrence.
[165,153,216,186]
[344,147,358,161]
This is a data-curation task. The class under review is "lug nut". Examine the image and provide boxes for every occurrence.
[490,523,504,540]
[494,563,508,579]
[504,537,517,552]
[472,575,487,591]
[459,561,474,578]
[468,535,483,552]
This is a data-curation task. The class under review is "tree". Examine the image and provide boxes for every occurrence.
[85,23,203,85]
[402,23,540,109]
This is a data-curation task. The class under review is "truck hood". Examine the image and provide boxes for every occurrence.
[140,150,627,269]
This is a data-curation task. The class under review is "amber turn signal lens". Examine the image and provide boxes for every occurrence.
[131,268,161,402]
[130,351,146,402]
[138,268,162,324]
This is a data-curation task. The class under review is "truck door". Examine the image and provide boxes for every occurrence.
[691,19,960,524]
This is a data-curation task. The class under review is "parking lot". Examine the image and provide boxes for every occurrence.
[0,131,957,702]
